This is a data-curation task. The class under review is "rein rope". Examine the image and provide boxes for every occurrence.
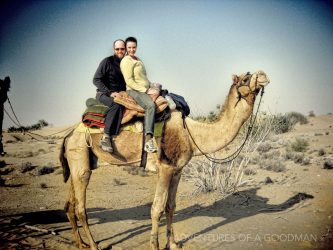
[184,84,265,165]
[4,96,75,142]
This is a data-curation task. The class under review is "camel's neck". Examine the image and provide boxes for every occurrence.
[186,85,256,155]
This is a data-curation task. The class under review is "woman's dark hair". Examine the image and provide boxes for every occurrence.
[125,36,137,45]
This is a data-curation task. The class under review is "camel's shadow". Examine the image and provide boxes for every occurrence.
[0,187,313,248]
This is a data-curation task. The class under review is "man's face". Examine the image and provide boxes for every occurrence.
[113,41,126,59]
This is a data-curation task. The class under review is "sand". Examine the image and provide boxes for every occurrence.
[0,115,332,249]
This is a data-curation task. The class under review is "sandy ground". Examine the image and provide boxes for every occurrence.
[0,115,332,250]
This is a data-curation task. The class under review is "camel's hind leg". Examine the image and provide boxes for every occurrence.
[64,179,89,248]
[72,169,100,250]
[150,163,174,250]
[165,170,183,250]
[65,138,100,250]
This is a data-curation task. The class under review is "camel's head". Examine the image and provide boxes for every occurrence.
[232,70,270,98]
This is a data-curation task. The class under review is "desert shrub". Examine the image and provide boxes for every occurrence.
[318,149,326,156]
[0,167,14,175]
[40,183,48,188]
[323,159,333,169]
[257,141,272,153]
[262,150,281,160]
[290,138,309,152]
[0,176,5,186]
[259,159,286,172]
[7,119,49,133]
[288,112,308,125]
[20,162,35,173]
[183,157,253,196]
[243,168,256,175]
[0,160,6,168]
[271,114,294,134]
[308,111,316,117]
[37,166,54,175]
[285,150,297,161]
[293,153,305,164]
[302,157,310,165]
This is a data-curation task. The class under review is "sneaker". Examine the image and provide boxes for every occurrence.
[144,138,157,153]
[100,135,113,153]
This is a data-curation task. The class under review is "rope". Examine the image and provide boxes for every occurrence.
[185,87,265,164]
[4,96,76,141]
[84,127,93,148]
[4,108,21,128]
[7,98,23,127]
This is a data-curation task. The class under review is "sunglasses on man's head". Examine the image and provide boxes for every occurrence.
[115,48,125,51]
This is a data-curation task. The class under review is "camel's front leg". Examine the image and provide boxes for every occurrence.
[150,164,174,250]
[165,171,183,250]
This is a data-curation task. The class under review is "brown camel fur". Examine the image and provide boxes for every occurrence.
[60,70,270,250]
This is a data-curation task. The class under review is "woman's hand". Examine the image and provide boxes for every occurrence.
[146,88,160,101]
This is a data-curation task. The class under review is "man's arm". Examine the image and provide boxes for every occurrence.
[93,58,111,95]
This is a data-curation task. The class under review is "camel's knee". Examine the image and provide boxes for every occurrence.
[151,206,164,221]
[65,200,73,212]
[73,169,91,184]
[166,203,176,214]
[77,209,88,221]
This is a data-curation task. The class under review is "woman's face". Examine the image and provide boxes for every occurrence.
[126,41,137,57]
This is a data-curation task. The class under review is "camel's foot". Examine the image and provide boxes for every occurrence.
[150,241,159,250]
[77,241,101,250]
[165,242,183,250]
[77,241,89,249]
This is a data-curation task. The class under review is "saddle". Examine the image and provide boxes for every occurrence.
[82,91,168,128]
[114,91,168,124]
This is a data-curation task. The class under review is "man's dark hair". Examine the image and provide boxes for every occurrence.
[113,39,125,49]
[125,36,137,45]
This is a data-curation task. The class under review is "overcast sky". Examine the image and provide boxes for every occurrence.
[1,0,332,128]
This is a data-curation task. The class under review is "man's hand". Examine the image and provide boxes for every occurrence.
[110,92,119,98]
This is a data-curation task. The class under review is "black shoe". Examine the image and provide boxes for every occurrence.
[100,135,113,153]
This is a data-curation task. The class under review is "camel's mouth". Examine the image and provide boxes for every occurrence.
[255,71,270,88]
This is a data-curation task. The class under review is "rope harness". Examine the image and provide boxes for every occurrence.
[4,96,75,142]
[184,73,265,164]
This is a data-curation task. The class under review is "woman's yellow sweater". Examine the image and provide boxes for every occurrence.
[120,55,150,93]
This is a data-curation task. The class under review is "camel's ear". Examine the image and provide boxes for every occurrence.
[232,75,239,84]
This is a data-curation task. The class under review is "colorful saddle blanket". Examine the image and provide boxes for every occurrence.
[82,91,169,128]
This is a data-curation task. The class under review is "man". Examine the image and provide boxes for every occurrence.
[93,40,126,153]
[0,76,10,156]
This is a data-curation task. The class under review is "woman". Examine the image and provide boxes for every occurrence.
[120,37,158,153]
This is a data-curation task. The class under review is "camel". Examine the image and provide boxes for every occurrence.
[60,70,270,250]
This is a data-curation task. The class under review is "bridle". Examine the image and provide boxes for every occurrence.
[184,72,265,164]
[235,72,260,107]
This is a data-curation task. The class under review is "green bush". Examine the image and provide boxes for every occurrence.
[7,120,49,133]
[271,112,308,134]
[290,138,309,152]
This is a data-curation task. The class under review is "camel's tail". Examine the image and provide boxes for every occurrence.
[59,129,75,183]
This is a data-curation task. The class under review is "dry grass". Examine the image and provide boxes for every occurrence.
[183,111,275,196]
